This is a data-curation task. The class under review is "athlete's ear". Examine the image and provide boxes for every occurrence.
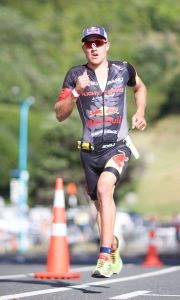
[106,41,110,51]
[82,44,86,53]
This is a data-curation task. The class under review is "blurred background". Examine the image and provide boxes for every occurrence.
[0,0,179,261]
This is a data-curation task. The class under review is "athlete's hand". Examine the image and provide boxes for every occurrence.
[75,69,90,94]
[132,112,147,131]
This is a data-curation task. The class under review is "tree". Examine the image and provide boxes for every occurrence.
[160,73,180,116]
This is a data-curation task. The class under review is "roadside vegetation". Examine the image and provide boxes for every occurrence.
[0,0,179,217]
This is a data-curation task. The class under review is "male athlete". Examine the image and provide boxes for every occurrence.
[55,26,147,278]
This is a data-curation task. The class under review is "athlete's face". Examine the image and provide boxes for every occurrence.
[82,35,110,66]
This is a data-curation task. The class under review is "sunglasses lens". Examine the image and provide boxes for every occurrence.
[84,41,92,48]
[96,40,105,47]
[84,40,106,49]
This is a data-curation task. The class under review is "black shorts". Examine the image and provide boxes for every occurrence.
[80,143,131,200]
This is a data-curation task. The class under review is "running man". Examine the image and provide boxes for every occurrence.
[55,26,147,278]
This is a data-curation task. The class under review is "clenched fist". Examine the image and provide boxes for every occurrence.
[75,69,90,94]
[132,112,147,131]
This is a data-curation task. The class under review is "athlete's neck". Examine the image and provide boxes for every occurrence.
[87,59,108,72]
[87,60,109,92]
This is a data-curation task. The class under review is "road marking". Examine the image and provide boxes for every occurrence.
[70,266,180,288]
[0,266,179,300]
[0,287,72,300]
[146,294,180,297]
[0,273,34,280]
[110,291,180,299]
[109,290,150,299]
[0,266,94,280]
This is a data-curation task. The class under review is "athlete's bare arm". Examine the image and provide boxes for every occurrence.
[54,94,77,122]
[131,76,147,131]
[55,69,90,122]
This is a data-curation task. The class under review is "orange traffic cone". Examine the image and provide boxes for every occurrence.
[143,229,163,267]
[35,178,80,279]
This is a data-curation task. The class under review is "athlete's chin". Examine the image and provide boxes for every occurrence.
[89,58,102,65]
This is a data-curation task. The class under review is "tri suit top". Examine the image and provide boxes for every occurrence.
[58,60,137,147]
[57,60,138,199]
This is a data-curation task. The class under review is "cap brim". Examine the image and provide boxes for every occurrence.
[82,34,107,42]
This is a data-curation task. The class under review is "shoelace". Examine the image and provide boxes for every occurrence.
[110,251,117,263]
[97,259,106,268]
[97,255,110,266]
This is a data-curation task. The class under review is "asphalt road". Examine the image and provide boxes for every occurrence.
[0,254,180,300]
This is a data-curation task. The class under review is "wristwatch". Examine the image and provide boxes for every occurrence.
[72,88,80,98]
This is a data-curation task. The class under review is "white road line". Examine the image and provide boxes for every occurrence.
[0,287,71,300]
[0,266,179,300]
[71,266,180,288]
[0,266,94,280]
[145,294,180,297]
[109,290,150,299]
[0,273,34,280]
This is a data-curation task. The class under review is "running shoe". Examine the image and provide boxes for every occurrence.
[91,255,113,278]
[110,236,123,274]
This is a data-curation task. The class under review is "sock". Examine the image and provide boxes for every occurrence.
[100,246,111,255]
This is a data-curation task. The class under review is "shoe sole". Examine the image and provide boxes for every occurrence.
[91,271,113,278]
[112,264,123,274]
[112,267,123,274]
[111,259,123,274]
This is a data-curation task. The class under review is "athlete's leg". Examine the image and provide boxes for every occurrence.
[91,172,116,278]
[94,194,117,250]
[91,146,131,277]
[96,148,130,253]
[96,171,117,253]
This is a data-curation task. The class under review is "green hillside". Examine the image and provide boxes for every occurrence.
[122,116,180,218]
[0,1,179,217]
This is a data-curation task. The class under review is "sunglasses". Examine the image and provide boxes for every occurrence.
[83,39,107,49]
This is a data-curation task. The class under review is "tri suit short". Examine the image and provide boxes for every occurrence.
[80,142,131,200]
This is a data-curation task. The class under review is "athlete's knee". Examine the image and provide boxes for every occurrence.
[97,181,112,201]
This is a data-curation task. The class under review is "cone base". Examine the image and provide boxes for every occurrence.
[143,257,164,267]
[35,271,80,279]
